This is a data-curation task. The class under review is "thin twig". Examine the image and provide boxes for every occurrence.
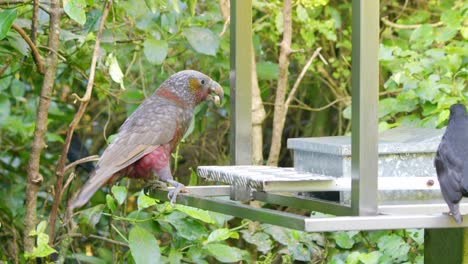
[68,233,129,248]
[62,172,76,196]
[48,0,113,245]
[263,97,350,112]
[285,47,322,107]
[0,57,12,76]
[115,37,145,44]
[11,23,44,74]
[38,45,67,61]
[219,16,230,37]
[64,155,99,173]
[381,16,444,29]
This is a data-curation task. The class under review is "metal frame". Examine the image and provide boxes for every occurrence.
[149,0,468,236]
[350,0,379,216]
[229,0,252,165]
[153,187,468,232]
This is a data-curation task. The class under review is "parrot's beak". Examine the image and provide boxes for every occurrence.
[208,81,224,106]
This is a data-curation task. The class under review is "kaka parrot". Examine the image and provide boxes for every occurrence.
[70,70,223,210]
[435,104,468,224]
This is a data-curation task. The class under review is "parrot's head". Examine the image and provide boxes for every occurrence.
[158,70,224,108]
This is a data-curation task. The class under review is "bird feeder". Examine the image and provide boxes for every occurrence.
[151,1,468,263]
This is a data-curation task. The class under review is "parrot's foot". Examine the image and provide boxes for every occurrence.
[166,179,186,205]
[144,179,168,194]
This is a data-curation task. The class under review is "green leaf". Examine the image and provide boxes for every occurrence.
[175,204,216,224]
[275,12,283,34]
[26,222,57,259]
[137,192,158,210]
[379,98,398,118]
[26,233,57,259]
[408,229,424,246]
[205,244,245,263]
[46,132,64,143]
[241,231,272,254]
[106,53,125,89]
[436,109,450,127]
[106,194,116,213]
[441,9,461,29]
[345,251,360,264]
[170,0,180,13]
[30,220,47,236]
[257,61,279,80]
[111,186,127,205]
[0,9,17,40]
[333,231,357,249]
[78,204,105,230]
[183,27,220,56]
[205,228,238,244]
[263,224,291,246]
[359,251,381,264]
[10,78,25,98]
[342,105,351,119]
[143,39,168,65]
[144,0,158,13]
[166,211,207,240]
[63,0,87,25]
[377,234,410,262]
[169,247,183,263]
[296,4,308,22]
[436,26,458,42]
[379,44,395,61]
[129,226,161,264]
[410,25,433,47]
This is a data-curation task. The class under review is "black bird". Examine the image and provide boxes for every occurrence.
[435,104,468,224]
[67,133,95,173]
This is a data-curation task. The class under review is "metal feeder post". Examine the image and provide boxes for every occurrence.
[351,0,379,216]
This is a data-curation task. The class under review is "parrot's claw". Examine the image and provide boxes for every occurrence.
[166,179,185,205]
[144,179,168,194]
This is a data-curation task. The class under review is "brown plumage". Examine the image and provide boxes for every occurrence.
[69,70,223,210]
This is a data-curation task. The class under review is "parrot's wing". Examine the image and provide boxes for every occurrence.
[95,97,178,176]
[70,99,179,209]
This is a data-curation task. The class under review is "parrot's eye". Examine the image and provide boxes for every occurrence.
[201,79,206,85]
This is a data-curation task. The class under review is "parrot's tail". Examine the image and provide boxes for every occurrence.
[69,170,110,210]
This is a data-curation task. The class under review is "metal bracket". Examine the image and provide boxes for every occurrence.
[230,184,251,201]
[151,186,468,232]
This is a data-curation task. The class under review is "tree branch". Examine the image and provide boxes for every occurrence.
[23,0,61,254]
[251,41,266,165]
[31,0,38,43]
[48,0,113,246]
[381,16,444,29]
[267,0,292,166]
[11,23,44,74]
[218,0,230,37]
